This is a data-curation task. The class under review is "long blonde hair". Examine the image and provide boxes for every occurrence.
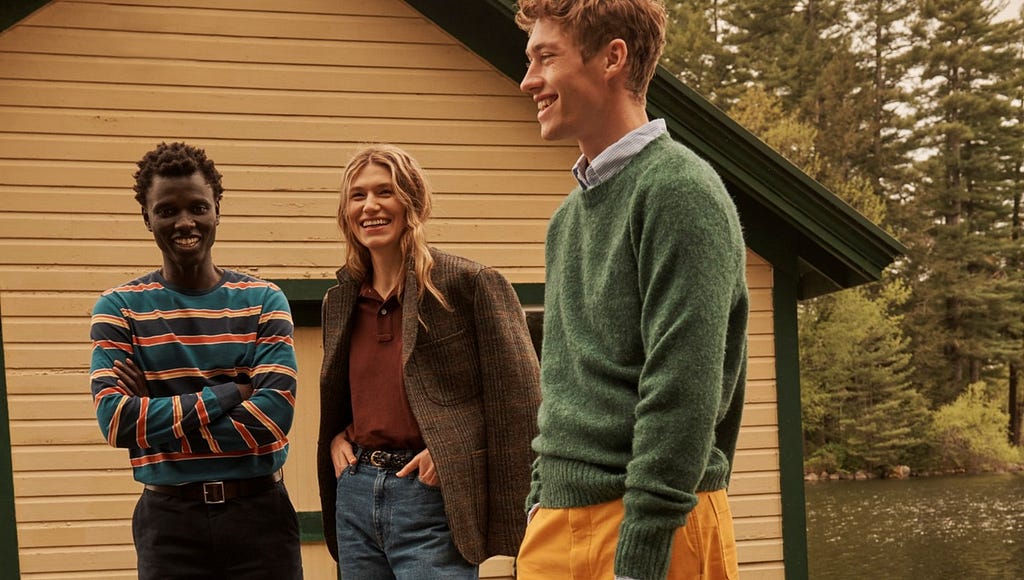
[337,144,450,310]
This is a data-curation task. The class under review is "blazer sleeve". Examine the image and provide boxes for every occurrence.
[472,267,541,556]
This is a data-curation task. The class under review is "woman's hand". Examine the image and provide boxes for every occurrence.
[330,431,356,478]
[396,448,438,487]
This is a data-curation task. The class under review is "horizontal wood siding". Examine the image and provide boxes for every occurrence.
[1,1,784,578]
[732,252,784,578]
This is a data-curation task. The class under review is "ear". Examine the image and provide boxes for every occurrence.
[604,38,628,80]
[142,206,152,231]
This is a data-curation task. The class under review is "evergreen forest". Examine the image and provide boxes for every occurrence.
[660,0,1024,475]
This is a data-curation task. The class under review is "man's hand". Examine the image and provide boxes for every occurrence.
[396,448,438,487]
[237,382,254,400]
[330,431,356,478]
[113,358,148,397]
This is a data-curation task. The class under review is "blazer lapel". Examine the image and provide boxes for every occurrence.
[323,268,360,384]
[401,259,420,367]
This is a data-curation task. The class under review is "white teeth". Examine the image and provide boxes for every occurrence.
[538,97,555,111]
[362,218,390,227]
[174,237,199,248]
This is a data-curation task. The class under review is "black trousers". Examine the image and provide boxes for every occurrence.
[133,480,303,579]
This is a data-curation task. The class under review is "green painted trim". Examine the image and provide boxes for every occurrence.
[272,279,334,328]
[646,73,904,286]
[1,0,49,31]
[513,283,544,306]
[271,279,544,327]
[407,0,903,294]
[297,510,324,543]
[772,259,810,580]
[0,302,21,577]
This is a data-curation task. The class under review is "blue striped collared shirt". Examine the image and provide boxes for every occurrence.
[572,118,668,189]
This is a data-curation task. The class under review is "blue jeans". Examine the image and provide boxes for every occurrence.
[335,464,478,580]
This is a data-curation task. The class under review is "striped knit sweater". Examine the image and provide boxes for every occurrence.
[89,270,297,485]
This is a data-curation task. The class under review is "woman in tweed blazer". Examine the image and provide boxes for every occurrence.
[317,144,541,577]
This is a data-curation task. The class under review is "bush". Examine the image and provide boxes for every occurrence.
[929,382,1024,471]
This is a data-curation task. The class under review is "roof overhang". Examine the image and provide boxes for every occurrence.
[407,0,906,299]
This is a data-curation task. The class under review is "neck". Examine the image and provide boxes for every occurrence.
[161,262,222,290]
[368,247,405,298]
[579,99,649,162]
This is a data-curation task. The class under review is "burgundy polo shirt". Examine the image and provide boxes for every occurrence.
[344,283,425,451]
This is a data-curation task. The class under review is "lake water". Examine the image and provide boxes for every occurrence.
[804,472,1024,579]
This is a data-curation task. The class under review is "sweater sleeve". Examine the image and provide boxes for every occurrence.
[89,288,296,452]
[615,169,746,580]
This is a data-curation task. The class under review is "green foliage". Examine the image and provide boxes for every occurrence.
[800,285,931,472]
[660,0,1024,468]
[930,382,1024,470]
[899,0,1024,406]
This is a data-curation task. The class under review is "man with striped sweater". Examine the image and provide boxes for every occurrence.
[89,142,302,579]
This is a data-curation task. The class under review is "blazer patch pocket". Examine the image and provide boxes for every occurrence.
[412,329,479,405]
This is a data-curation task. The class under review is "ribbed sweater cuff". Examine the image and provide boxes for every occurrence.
[615,521,676,580]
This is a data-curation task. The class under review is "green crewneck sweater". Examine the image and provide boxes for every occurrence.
[530,134,748,580]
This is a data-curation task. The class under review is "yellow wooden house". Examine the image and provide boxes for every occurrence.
[0,0,903,578]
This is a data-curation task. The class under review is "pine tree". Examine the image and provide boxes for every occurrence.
[903,0,1024,405]
[662,0,733,101]
[800,284,930,471]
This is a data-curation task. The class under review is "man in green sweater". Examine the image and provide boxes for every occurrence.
[514,1,749,579]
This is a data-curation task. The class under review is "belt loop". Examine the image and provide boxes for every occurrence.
[351,444,363,475]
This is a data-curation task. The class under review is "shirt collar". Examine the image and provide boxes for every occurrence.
[572,119,668,189]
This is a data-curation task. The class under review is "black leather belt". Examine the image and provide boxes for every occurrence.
[355,446,417,470]
[143,470,283,504]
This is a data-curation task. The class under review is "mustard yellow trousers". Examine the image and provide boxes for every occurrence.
[517,489,739,579]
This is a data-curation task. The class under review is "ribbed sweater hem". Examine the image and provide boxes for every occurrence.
[536,455,733,509]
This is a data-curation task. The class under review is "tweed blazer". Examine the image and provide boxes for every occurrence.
[317,248,541,564]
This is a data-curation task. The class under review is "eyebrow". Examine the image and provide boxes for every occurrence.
[525,41,555,57]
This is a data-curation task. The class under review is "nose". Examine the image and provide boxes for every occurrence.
[364,193,381,211]
[174,213,195,230]
[521,61,541,94]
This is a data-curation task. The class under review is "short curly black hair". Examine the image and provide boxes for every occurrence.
[133,142,224,206]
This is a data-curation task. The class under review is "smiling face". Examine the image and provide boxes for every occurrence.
[142,171,220,288]
[521,18,612,148]
[345,163,408,260]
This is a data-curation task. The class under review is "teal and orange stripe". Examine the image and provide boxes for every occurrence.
[256,334,294,346]
[143,366,253,382]
[241,400,287,442]
[172,397,185,439]
[223,281,277,291]
[124,306,264,321]
[231,419,259,448]
[258,310,293,324]
[134,332,258,347]
[102,281,163,295]
[129,439,287,467]
[252,363,297,379]
[92,339,133,353]
[136,397,150,449]
[91,313,129,328]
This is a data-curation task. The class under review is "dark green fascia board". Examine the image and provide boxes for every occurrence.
[1,0,48,32]
[408,0,904,295]
[272,279,544,327]
[645,74,904,291]
[0,305,22,577]
[770,247,810,580]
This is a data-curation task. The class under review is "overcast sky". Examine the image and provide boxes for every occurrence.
[998,0,1023,21]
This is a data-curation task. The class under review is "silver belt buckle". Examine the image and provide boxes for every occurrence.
[203,481,226,504]
[369,450,388,468]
